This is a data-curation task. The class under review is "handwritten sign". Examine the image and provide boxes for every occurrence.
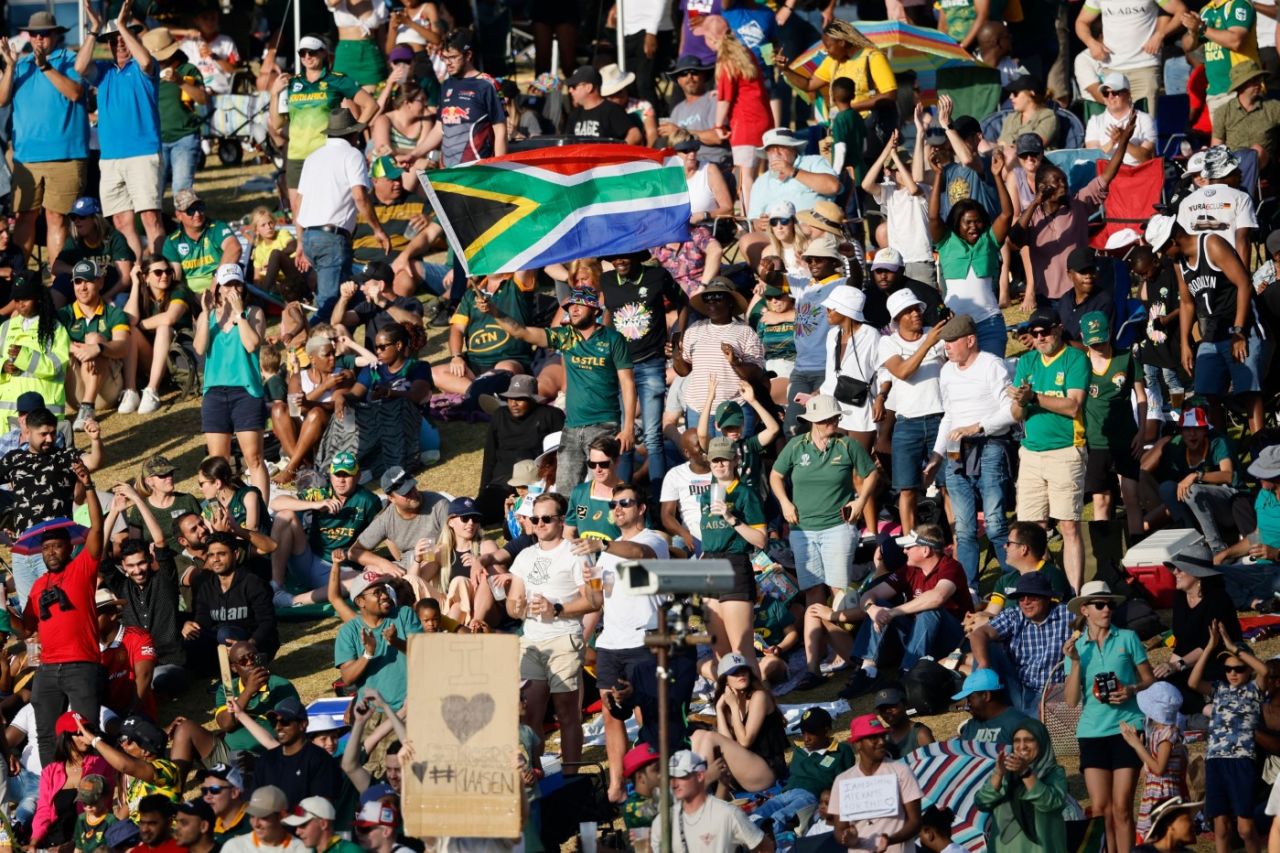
[838,774,900,822]
[402,634,521,839]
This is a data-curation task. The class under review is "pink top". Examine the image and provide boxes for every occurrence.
[33,756,115,844]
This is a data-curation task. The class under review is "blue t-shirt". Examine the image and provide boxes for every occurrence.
[1207,680,1262,760]
[12,49,89,162]
[333,606,422,710]
[939,162,999,221]
[439,73,505,168]
[91,59,161,159]
[722,7,777,69]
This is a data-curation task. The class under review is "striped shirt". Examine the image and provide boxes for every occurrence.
[679,318,765,415]
[990,601,1072,692]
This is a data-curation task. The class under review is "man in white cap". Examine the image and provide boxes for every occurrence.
[1175,144,1257,262]
[1074,0,1187,119]
[860,247,946,330]
[740,128,839,264]
[877,290,947,532]
[284,797,359,853]
[222,786,307,853]
[1083,72,1156,165]
[650,750,770,853]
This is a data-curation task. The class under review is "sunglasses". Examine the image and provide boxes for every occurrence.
[455,516,481,524]
[232,652,261,666]
[530,514,561,525]
[702,293,728,303]
[374,342,397,351]
[1028,328,1055,338]
[676,70,701,78]
[201,786,229,796]
[298,49,323,57]
[769,217,793,226]
[182,204,206,215]
[1086,600,1113,610]
[608,498,638,509]
[149,267,172,277]
[587,459,613,469]
[1224,664,1252,674]
[1018,152,1042,160]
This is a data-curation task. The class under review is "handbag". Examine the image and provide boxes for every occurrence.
[832,328,870,407]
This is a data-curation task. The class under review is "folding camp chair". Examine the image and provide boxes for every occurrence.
[1051,107,1086,150]
[1156,94,1191,159]
[1089,157,1166,250]
[1045,148,1106,195]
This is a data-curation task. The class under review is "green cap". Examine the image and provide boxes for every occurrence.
[1080,311,1111,346]
[370,156,404,180]
[707,437,735,461]
[330,451,359,475]
[715,400,744,429]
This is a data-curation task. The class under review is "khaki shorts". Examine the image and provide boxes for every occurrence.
[67,353,125,410]
[1016,445,1086,522]
[100,154,163,217]
[519,632,585,694]
[13,159,86,214]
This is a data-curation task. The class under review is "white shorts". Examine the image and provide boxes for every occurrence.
[732,145,760,168]
[100,153,163,217]
[766,358,794,379]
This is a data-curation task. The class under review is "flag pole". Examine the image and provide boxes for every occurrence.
[616,0,626,71]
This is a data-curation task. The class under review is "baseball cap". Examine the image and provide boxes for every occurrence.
[939,313,977,341]
[922,126,948,146]
[330,451,359,476]
[873,687,905,707]
[173,189,201,213]
[1015,133,1045,157]
[196,762,245,791]
[388,45,415,64]
[1067,247,1099,273]
[176,799,215,824]
[246,785,289,818]
[380,466,416,496]
[70,197,102,218]
[1080,311,1111,346]
[355,801,399,827]
[142,454,176,478]
[669,749,708,778]
[876,528,907,571]
[214,264,244,287]
[284,796,337,826]
[896,528,945,550]
[1026,306,1060,331]
[120,715,168,754]
[714,400,744,428]
[798,707,833,734]
[1180,406,1211,429]
[566,65,602,89]
[849,713,888,741]
[951,667,1003,700]
[77,774,107,804]
[72,259,100,281]
[622,743,660,777]
[871,247,904,270]
[1100,71,1130,93]
[349,569,392,600]
[707,436,735,462]
[15,391,44,415]
[952,115,981,138]
[1005,74,1042,94]
[766,200,796,221]
[561,288,602,310]
[266,696,308,724]
[716,651,751,677]
[448,496,482,518]
[1184,150,1207,175]
[370,155,404,180]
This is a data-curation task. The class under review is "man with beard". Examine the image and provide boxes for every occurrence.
[174,508,277,580]
[172,799,217,853]
[182,532,279,661]
[253,698,344,810]
[334,572,421,712]
[351,467,449,576]
[21,459,103,764]
[132,795,183,853]
[477,287,636,495]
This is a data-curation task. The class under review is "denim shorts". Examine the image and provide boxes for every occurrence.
[791,524,856,591]
[891,413,941,491]
[1194,334,1272,396]
[201,386,267,434]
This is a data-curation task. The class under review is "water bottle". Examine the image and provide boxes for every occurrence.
[25,634,40,668]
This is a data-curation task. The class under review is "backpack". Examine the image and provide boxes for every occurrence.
[902,658,962,715]
[167,330,201,400]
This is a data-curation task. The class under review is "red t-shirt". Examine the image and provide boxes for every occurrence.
[128,837,188,853]
[25,548,100,664]
[886,555,974,622]
[102,625,157,718]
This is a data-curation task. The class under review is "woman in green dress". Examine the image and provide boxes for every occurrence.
[974,720,1069,853]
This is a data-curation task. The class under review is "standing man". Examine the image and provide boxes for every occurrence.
[1075,0,1189,115]
[506,493,601,773]
[600,251,687,495]
[477,287,636,494]
[1010,308,1089,594]
[1182,0,1261,120]
[295,110,390,321]
[334,572,420,712]
[922,315,1016,585]
[22,460,102,764]
[0,11,89,264]
[660,429,714,555]
[650,751,772,853]
[78,0,165,258]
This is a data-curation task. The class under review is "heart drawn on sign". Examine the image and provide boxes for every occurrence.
[411,762,429,783]
[441,693,495,744]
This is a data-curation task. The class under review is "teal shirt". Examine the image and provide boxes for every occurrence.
[334,605,422,710]
[203,312,263,396]
[545,324,633,427]
[1063,628,1148,737]
[1256,488,1280,563]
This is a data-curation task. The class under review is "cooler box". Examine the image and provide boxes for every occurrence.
[1121,529,1204,608]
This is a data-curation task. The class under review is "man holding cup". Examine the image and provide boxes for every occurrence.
[507,492,601,772]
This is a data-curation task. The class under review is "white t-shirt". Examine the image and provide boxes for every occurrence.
[510,539,586,640]
[178,34,239,94]
[660,463,713,540]
[1177,184,1259,236]
[1082,0,1167,70]
[819,323,882,432]
[875,183,933,264]
[1257,2,1277,48]
[1074,51,1106,103]
[651,796,765,853]
[1084,108,1157,166]
[934,351,1018,456]
[222,835,309,853]
[831,760,923,853]
[597,529,670,650]
[877,333,945,417]
[295,139,373,233]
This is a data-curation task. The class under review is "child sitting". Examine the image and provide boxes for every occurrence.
[749,707,854,830]
[249,207,298,295]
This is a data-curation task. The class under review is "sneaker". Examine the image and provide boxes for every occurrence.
[73,405,94,432]
[838,668,877,700]
[272,587,295,609]
[794,671,826,692]
[431,301,457,327]
[118,389,140,414]
[138,388,161,414]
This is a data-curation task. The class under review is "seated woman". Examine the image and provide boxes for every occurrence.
[326,323,433,476]
[51,197,134,307]
[197,455,267,534]
[760,201,811,286]
[126,453,202,547]
[691,653,787,794]
[370,80,435,192]
[123,255,194,415]
[974,720,1069,853]
[420,497,500,630]
[271,332,356,484]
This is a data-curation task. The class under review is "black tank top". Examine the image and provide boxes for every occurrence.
[1180,234,1241,343]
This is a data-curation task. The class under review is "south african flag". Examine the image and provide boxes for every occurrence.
[420,144,692,276]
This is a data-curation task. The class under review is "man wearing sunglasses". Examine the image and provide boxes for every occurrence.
[659,56,728,165]
[572,482,668,803]
[507,493,601,772]
[1011,307,1089,594]
[160,189,241,294]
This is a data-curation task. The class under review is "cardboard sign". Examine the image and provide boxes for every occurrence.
[402,633,521,839]
[838,774,900,822]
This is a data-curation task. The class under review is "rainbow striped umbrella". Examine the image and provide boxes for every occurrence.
[854,20,978,72]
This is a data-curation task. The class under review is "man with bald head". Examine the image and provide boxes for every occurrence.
[661,428,713,557]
